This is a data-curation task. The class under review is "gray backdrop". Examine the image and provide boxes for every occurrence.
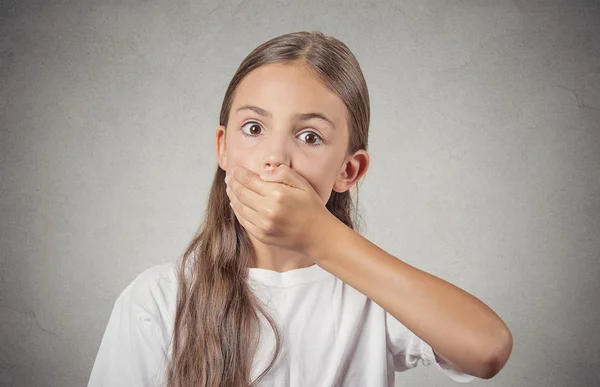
[1,0,599,386]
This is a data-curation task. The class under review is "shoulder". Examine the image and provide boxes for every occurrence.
[125,262,177,294]
[89,263,179,386]
[116,261,179,324]
[386,311,428,358]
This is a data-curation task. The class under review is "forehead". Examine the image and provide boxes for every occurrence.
[231,63,348,127]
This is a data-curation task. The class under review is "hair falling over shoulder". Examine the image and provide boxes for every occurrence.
[165,30,370,387]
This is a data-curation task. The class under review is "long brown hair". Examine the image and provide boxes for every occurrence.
[166,31,370,387]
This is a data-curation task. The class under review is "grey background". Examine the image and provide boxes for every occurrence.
[1,0,599,386]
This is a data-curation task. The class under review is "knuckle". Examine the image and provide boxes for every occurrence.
[264,206,275,219]
[262,219,275,233]
[273,189,284,201]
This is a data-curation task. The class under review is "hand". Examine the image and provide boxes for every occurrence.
[224,165,333,256]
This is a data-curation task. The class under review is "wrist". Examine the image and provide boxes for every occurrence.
[303,210,345,262]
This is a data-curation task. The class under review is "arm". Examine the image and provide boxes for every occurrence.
[309,215,513,380]
[223,164,512,378]
[434,348,465,373]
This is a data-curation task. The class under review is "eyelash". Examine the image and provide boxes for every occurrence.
[239,121,324,147]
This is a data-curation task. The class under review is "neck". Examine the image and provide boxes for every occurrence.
[247,234,315,272]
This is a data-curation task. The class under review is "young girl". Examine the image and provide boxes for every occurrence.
[88,31,512,387]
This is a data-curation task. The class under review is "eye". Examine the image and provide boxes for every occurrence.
[298,131,323,146]
[240,121,263,136]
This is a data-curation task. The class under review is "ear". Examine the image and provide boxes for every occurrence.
[215,125,228,172]
[333,150,370,193]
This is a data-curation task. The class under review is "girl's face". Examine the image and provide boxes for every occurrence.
[216,62,368,204]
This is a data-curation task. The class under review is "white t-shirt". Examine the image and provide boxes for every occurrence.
[88,261,477,386]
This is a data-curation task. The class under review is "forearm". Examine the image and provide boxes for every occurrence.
[309,215,512,379]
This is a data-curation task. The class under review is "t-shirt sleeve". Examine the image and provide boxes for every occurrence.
[87,273,170,387]
[386,312,477,383]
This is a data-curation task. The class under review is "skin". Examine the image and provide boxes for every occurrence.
[225,163,513,380]
[216,62,369,272]
[219,62,513,378]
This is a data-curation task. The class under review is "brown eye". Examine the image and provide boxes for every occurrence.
[249,124,261,134]
[298,131,323,146]
[241,122,263,136]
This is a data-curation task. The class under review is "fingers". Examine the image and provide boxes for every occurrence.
[226,176,263,213]
[229,198,261,236]
[228,166,269,196]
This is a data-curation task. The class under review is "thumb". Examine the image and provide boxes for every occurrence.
[260,165,305,189]
[260,168,280,182]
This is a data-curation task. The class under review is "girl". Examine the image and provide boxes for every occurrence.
[88,31,512,387]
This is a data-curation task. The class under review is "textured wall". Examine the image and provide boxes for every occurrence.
[1,1,599,386]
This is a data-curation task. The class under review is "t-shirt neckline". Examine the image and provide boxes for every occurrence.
[248,263,332,287]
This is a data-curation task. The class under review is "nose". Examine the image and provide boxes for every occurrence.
[261,132,291,173]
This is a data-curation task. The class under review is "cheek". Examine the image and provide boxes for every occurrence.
[297,168,338,204]
[225,138,248,164]
[226,136,261,166]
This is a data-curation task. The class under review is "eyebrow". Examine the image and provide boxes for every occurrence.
[235,104,336,130]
